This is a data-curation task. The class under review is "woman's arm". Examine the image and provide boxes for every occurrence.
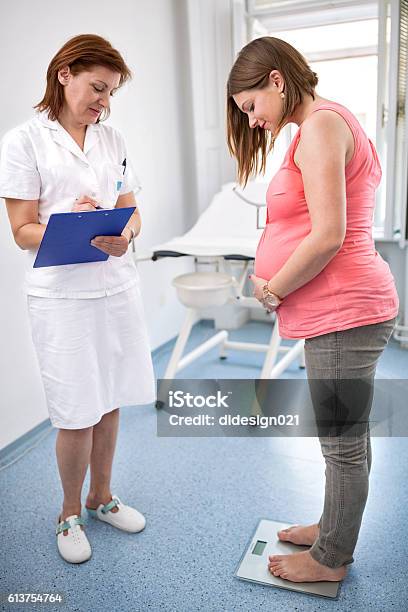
[115,191,141,242]
[266,110,352,298]
[5,194,102,250]
[5,198,45,250]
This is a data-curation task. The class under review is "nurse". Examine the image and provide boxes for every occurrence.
[227,37,399,583]
[0,34,156,564]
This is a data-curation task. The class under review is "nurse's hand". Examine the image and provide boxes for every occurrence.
[72,195,99,212]
[90,235,129,257]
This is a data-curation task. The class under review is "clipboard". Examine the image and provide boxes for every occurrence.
[33,206,136,268]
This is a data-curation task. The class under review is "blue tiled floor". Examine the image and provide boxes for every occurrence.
[1,320,407,611]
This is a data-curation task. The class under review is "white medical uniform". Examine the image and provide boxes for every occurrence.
[0,111,156,428]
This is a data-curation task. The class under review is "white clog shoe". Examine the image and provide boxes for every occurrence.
[86,495,146,533]
[56,515,92,564]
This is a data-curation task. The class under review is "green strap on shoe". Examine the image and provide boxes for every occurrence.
[86,497,120,517]
[56,516,84,535]
[101,497,120,514]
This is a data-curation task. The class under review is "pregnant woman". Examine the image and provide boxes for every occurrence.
[227,37,399,582]
[0,34,156,563]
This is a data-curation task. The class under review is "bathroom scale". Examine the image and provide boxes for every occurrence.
[235,519,342,599]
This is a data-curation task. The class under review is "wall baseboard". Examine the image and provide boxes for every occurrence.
[0,418,53,469]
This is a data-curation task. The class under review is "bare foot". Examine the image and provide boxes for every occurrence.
[277,523,319,546]
[268,550,347,583]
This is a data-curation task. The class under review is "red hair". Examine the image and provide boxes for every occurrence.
[35,34,132,121]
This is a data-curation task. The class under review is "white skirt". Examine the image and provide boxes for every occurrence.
[27,285,156,429]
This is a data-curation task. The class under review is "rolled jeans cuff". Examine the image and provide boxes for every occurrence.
[309,541,354,568]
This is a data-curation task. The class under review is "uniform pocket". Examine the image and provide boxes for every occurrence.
[103,163,124,206]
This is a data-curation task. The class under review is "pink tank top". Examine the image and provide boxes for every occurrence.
[254,101,399,339]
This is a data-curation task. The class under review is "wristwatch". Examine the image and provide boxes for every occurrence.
[262,283,283,311]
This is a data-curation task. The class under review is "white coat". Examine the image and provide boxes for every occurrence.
[0,112,156,428]
[0,111,140,298]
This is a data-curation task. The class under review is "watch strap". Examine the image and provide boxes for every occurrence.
[262,283,283,303]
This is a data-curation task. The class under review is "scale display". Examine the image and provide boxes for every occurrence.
[235,519,341,599]
[252,540,267,556]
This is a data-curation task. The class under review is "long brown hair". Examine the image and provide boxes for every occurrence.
[35,34,132,121]
[227,37,318,185]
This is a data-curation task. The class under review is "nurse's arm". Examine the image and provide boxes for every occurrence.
[115,191,141,242]
[4,198,45,250]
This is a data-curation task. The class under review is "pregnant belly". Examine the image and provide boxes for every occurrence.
[254,225,304,280]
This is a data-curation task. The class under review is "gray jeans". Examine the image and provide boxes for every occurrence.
[304,317,397,568]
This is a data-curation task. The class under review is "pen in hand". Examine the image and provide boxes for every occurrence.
[71,195,101,212]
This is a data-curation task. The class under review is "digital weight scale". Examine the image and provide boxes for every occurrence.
[235,519,342,599]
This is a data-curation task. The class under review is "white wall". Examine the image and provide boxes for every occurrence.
[0,0,197,449]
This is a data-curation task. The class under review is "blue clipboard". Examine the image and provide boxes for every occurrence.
[33,207,136,268]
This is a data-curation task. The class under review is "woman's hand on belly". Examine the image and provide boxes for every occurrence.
[90,234,129,257]
[249,274,266,301]
[249,273,279,313]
